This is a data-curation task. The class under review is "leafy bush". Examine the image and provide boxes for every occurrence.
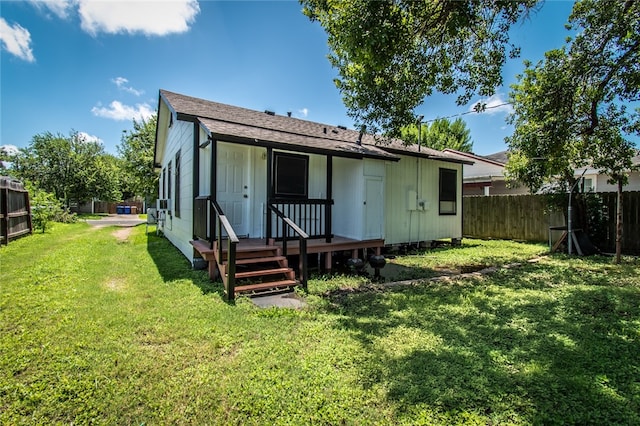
[27,183,65,233]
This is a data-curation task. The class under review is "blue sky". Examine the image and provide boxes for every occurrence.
[1,0,576,156]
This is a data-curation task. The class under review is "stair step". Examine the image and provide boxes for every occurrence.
[234,280,298,294]
[218,249,281,262]
[234,267,292,279]
[230,256,287,265]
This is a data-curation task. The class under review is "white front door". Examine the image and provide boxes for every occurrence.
[363,176,384,239]
[217,144,250,237]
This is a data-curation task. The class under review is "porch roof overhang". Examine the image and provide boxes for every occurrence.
[377,144,474,165]
[197,116,400,161]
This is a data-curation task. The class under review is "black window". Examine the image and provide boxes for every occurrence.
[439,168,457,215]
[162,168,166,199]
[167,161,172,213]
[273,152,308,198]
[174,150,181,218]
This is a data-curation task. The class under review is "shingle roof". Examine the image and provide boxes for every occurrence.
[482,150,509,164]
[160,89,467,163]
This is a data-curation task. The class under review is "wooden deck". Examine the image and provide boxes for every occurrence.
[191,236,384,272]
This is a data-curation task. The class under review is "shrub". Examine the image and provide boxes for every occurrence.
[27,184,64,233]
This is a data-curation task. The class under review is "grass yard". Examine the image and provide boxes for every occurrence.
[1,223,639,425]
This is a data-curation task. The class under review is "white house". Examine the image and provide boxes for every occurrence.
[153,90,470,297]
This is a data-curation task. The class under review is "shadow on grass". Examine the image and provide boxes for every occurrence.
[145,230,225,298]
[321,259,640,424]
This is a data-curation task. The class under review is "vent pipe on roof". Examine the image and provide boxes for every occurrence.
[264,110,275,116]
[287,111,292,117]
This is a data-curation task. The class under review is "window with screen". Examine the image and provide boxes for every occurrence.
[273,152,308,198]
[439,168,457,215]
[174,150,181,218]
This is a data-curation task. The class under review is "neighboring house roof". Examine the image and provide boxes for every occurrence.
[482,150,508,164]
[442,148,506,182]
[157,89,471,165]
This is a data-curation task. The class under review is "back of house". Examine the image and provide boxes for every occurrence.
[153,89,470,268]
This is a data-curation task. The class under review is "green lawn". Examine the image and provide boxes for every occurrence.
[1,223,639,425]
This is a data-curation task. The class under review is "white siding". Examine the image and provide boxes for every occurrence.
[385,156,463,245]
[596,171,640,192]
[249,146,268,238]
[159,120,195,264]
[332,157,364,239]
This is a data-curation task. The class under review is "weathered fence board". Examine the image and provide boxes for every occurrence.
[93,201,144,215]
[463,194,563,242]
[0,177,32,245]
[599,192,640,254]
[463,192,640,254]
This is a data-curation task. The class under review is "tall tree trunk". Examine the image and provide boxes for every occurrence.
[616,179,623,264]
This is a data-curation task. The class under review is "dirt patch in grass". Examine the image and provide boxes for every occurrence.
[104,277,127,291]
[112,228,133,241]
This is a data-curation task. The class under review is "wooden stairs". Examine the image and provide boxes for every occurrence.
[191,240,298,297]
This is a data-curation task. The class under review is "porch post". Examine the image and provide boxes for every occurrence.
[265,147,273,243]
[210,139,217,249]
[326,155,333,242]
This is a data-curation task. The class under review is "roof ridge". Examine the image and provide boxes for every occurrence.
[160,88,365,144]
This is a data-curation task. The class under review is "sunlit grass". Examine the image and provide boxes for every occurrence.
[1,223,638,424]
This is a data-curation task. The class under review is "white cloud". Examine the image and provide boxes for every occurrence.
[92,100,154,121]
[112,77,144,96]
[29,0,74,19]
[0,18,35,62]
[78,0,200,36]
[469,94,514,115]
[76,132,103,144]
[298,108,309,118]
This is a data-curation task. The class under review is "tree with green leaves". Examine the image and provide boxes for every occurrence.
[117,115,158,201]
[400,117,473,152]
[13,131,122,207]
[302,0,538,138]
[0,145,18,173]
[26,183,64,234]
[505,0,639,261]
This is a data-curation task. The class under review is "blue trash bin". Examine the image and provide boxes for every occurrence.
[124,206,131,214]
[116,206,124,214]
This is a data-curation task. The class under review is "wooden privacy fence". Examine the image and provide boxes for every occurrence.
[599,191,640,255]
[463,194,563,242]
[93,201,144,215]
[463,192,640,254]
[0,177,32,245]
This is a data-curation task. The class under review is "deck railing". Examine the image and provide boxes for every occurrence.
[212,200,239,302]
[193,195,239,301]
[267,204,308,289]
[267,198,333,242]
